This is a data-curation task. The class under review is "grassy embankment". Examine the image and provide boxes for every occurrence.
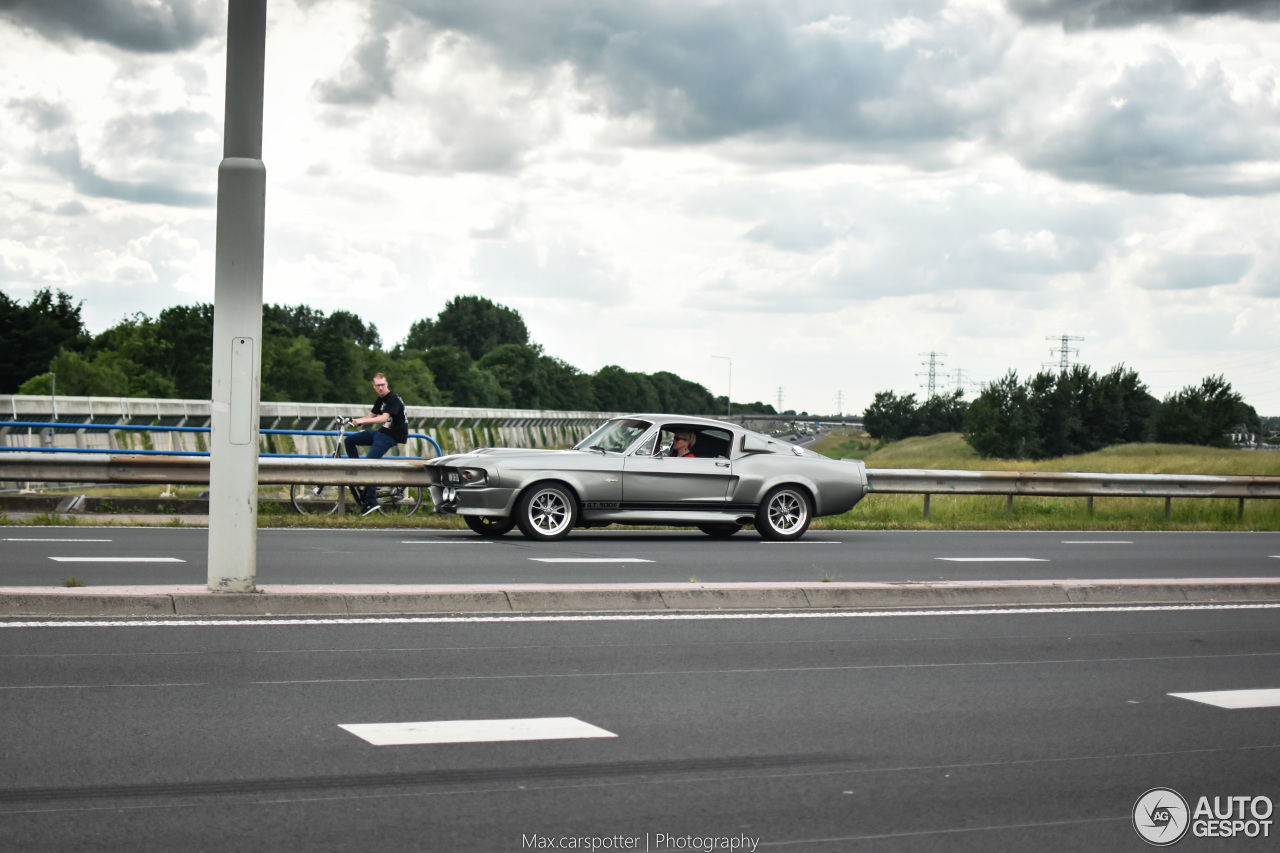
[810,429,1280,531]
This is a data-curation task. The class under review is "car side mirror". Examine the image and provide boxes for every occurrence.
[658,443,672,456]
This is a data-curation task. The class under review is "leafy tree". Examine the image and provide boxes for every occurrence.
[963,365,1161,459]
[406,296,529,361]
[963,372,1040,459]
[592,365,659,413]
[478,344,542,408]
[650,371,717,415]
[0,288,89,392]
[1152,375,1249,448]
[862,391,921,441]
[155,304,214,398]
[260,335,328,402]
[263,303,326,339]
[538,355,594,411]
[20,349,177,398]
[363,351,442,406]
[916,389,967,435]
[1081,365,1157,447]
[724,398,779,416]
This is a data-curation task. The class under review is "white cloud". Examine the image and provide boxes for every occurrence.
[0,0,1278,413]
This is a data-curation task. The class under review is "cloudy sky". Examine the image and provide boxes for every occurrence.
[2,0,1279,415]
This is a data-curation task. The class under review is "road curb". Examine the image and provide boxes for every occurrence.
[2,579,1279,617]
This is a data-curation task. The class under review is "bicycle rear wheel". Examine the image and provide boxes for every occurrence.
[377,485,424,517]
[290,483,342,515]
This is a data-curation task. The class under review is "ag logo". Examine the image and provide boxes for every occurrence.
[1134,788,1190,846]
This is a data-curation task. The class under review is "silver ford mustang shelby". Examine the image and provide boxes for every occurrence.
[426,415,868,541]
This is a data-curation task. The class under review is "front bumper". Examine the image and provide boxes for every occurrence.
[428,484,517,516]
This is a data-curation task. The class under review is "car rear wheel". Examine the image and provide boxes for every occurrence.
[697,523,742,538]
[755,486,811,541]
[465,515,515,537]
[515,482,577,541]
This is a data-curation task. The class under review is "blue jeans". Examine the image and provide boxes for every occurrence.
[344,430,398,505]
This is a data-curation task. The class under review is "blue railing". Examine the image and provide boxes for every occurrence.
[0,421,442,459]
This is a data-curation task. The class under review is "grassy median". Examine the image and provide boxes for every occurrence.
[809,429,1280,531]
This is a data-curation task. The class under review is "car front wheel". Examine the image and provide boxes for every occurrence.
[515,482,578,541]
[464,515,516,537]
[755,486,811,541]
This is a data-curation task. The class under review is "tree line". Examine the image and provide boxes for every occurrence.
[2,289,777,415]
[862,365,1262,459]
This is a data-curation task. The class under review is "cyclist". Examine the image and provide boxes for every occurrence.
[345,372,408,512]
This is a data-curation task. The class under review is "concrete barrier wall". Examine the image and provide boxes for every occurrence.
[1,394,615,458]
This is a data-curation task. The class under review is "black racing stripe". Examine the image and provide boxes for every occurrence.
[619,502,758,513]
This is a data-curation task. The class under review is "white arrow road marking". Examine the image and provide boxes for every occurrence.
[339,717,617,745]
[1169,689,1280,709]
[936,558,1049,562]
[48,557,185,563]
[529,558,654,563]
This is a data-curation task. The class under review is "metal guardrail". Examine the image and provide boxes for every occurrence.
[865,468,1280,499]
[865,468,1280,519]
[0,421,442,459]
[0,452,429,487]
[3,454,1278,517]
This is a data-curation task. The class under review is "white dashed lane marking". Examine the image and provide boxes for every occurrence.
[936,558,1049,562]
[1169,689,1280,709]
[339,717,617,745]
[529,558,654,563]
[48,558,186,563]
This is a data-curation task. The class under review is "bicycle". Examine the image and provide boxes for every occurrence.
[289,417,424,516]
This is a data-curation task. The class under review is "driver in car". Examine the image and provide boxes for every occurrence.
[671,430,697,457]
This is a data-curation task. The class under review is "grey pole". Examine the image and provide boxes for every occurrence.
[208,0,267,592]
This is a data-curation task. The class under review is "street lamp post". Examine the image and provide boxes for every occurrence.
[712,355,732,417]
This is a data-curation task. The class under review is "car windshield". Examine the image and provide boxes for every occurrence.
[575,418,652,453]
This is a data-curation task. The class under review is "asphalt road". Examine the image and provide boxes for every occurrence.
[1,606,1277,851]
[2,528,1279,586]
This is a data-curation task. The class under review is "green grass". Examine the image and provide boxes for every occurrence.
[810,429,1280,531]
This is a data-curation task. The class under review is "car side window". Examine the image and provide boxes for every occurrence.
[634,432,658,456]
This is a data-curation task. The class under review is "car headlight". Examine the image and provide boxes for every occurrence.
[441,467,487,486]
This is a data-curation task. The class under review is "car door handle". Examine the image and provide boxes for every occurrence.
[715,461,730,467]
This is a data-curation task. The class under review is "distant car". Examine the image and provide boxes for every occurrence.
[426,414,868,541]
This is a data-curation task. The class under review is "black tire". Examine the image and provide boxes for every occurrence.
[465,515,516,537]
[754,485,812,541]
[697,523,742,538]
[290,483,341,515]
[514,482,578,541]
[380,485,424,517]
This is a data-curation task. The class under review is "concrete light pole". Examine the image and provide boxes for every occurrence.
[207,0,267,592]
[712,356,732,417]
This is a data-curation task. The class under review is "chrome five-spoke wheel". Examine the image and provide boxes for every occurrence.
[515,483,578,541]
[755,485,811,541]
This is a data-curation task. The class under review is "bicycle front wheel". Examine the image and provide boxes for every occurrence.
[290,483,342,515]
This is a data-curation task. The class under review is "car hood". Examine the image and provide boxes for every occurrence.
[427,448,596,466]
